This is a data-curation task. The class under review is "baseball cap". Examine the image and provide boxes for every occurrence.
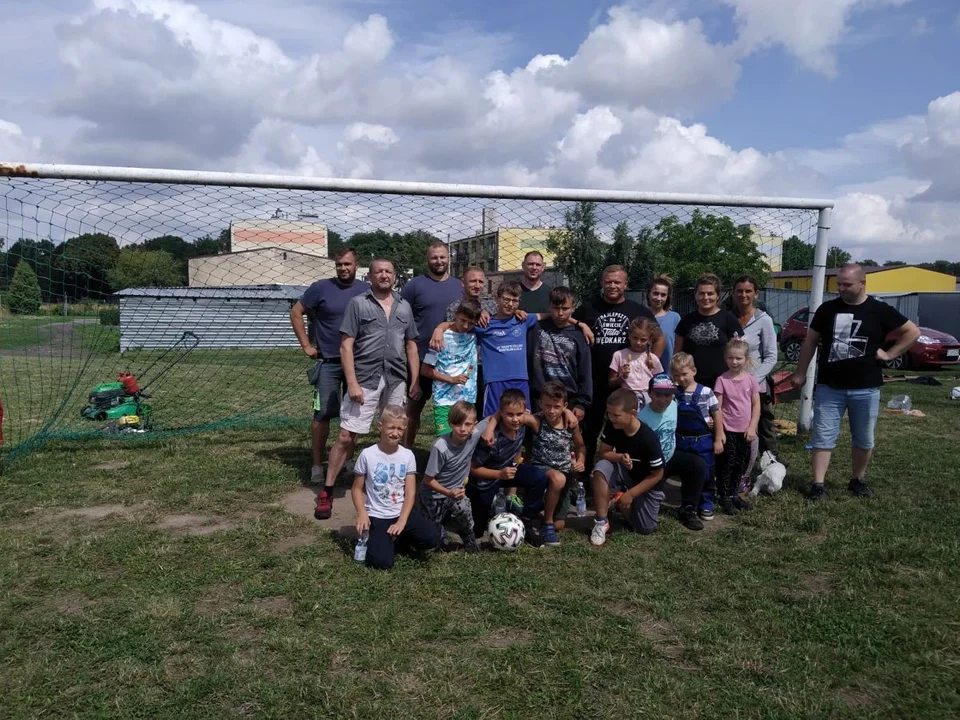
[648,373,675,393]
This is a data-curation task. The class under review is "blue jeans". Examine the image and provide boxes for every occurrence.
[811,385,881,450]
[466,464,547,533]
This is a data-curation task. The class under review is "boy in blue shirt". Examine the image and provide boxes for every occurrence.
[421,299,480,435]
[433,281,538,417]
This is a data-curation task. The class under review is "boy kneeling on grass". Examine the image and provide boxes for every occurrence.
[420,399,488,552]
[590,388,665,547]
[352,405,440,569]
[468,389,548,542]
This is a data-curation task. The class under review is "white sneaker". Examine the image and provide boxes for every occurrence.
[310,464,325,484]
[590,518,610,547]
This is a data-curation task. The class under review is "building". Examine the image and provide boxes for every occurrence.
[188,247,335,287]
[230,218,328,258]
[770,265,956,293]
[450,227,556,277]
[115,285,306,351]
[748,224,783,272]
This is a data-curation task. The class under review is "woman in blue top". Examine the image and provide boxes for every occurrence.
[647,275,681,369]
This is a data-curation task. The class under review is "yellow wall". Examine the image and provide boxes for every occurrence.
[865,266,955,292]
[770,266,955,293]
[496,227,556,270]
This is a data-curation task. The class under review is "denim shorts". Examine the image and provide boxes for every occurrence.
[312,360,346,421]
[811,385,881,451]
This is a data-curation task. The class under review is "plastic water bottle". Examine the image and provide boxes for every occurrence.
[575,482,587,517]
[492,488,507,515]
[886,395,912,413]
[353,530,369,563]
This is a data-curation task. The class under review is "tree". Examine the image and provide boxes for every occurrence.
[326,230,345,259]
[825,246,852,268]
[143,235,191,283]
[602,222,659,292]
[860,258,879,267]
[2,239,56,298]
[646,211,769,290]
[546,201,606,303]
[882,260,906,267]
[107,249,184,290]
[919,260,960,276]
[346,229,442,277]
[6,260,43,314]
[190,234,222,257]
[781,235,815,271]
[54,233,120,300]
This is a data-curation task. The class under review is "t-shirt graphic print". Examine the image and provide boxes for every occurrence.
[828,314,867,362]
[687,320,722,346]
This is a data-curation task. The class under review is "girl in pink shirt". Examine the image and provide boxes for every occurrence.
[609,317,664,410]
[713,338,760,515]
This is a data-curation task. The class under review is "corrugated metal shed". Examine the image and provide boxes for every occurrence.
[116,285,307,351]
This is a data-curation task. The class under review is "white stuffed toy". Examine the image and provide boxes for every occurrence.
[749,451,786,497]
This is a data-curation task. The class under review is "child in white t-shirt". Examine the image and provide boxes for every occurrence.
[352,405,440,569]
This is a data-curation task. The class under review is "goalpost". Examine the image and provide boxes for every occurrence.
[0,162,833,464]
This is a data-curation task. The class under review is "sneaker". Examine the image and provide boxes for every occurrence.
[310,464,325,484]
[679,506,704,531]
[463,539,480,553]
[522,519,543,548]
[541,523,561,547]
[720,497,738,516]
[698,507,715,521]
[732,494,753,511]
[807,483,827,501]
[590,518,610,547]
[313,489,333,520]
[848,477,873,498]
[507,494,524,516]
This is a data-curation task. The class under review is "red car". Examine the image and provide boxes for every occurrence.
[779,307,960,370]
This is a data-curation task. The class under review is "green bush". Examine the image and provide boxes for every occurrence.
[99,306,120,326]
[6,261,43,315]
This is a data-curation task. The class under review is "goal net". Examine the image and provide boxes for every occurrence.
[0,164,830,465]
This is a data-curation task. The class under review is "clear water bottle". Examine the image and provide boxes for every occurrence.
[886,395,912,413]
[492,488,507,515]
[354,530,369,563]
[575,482,587,517]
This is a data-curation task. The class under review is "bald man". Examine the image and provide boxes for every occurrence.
[791,263,919,501]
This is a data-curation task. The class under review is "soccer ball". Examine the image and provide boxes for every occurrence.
[951,386,960,400]
[487,513,525,552]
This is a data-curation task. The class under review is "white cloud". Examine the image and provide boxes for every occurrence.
[724,0,912,77]
[902,91,960,202]
[0,119,43,160]
[541,7,741,112]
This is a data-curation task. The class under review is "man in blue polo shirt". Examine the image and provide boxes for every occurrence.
[290,247,369,484]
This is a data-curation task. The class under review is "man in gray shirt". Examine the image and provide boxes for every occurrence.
[315,258,419,520]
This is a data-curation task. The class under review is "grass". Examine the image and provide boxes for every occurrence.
[0,315,74,350]
[1,369,958,717]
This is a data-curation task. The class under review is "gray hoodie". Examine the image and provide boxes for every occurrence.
[739,308,778,391]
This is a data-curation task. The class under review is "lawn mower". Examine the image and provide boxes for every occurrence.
[81,331,200,430]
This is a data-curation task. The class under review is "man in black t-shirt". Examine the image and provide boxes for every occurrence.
[577,265,662,469]
[791,264,919,501]
[589,389,665,546]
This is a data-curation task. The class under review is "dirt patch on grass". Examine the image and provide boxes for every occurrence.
[251,596,293,616]
[88,460,131,471]
[835,687,878,709]
[55,503,149,521]
[52,590,91,617]
[278,487,354,529]
[795,572,834,597]
[153,514,239,536]
[222,624,267,645]
[195,583,240,617]
[270,532,316,555]
[636,612,692,667]
[485,628,533,649]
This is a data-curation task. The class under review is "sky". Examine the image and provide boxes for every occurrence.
[1,0,959,262]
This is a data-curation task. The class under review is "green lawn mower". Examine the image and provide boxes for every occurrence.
[81,331,200,431]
